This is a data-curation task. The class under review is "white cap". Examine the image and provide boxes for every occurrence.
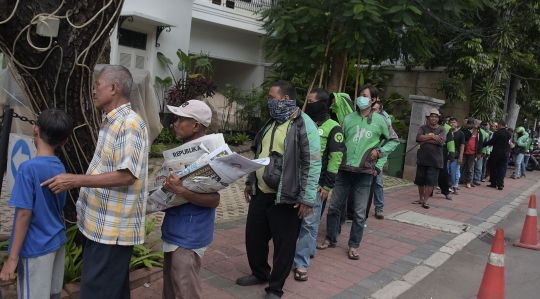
[167,100,212,127]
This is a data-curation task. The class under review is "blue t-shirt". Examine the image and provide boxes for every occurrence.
[8,156,67,258]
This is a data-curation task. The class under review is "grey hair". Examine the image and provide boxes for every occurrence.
[98,65,133,99]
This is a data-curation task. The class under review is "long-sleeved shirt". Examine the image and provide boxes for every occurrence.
[484,128,512,157]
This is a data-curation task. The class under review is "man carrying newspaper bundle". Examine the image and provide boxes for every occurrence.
[160,100,221,299]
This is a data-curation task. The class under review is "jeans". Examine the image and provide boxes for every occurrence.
[373,171,384,210]
[294,192,323,270]
[514,153,524,177]
[448,161,460,188]
[473,157,483,183]
[522,154,530,176]
[326,171,371,248]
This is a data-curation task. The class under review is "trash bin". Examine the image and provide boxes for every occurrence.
[387,139,407,178]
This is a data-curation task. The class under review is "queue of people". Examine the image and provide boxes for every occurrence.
[0,64,527,299]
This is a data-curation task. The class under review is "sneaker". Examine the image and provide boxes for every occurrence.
[481,179,486,182]
[522,174,526,178]
[474,181,481,186]
[445,194,453,200]
[375,210,384,219]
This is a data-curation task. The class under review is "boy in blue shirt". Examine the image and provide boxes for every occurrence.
[0,108,72,299]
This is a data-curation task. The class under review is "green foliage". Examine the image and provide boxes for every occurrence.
[64,225,83,285]
[381,92,411,138]
[235,132,251,143]
[129,216,164,270]
[470,79,504,121]
[435,75,468,102]
[220,84,269,132]
[156,127,177,144]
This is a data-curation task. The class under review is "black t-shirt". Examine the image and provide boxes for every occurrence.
[416,125,446,168]
[453,129,466,155]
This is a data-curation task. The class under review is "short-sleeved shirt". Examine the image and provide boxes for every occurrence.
[77,103,149,246]
[8,156,67,258]
[453,129,466,156]
[465,130,478,155]
[416,125,446,168]
[256,120,291,193]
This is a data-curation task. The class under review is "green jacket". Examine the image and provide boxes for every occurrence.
[316,118,346,191]
[339,110,399,174]
[330,93,354,124]
[480,128,490,155]
[444,123,455,160]
[246,111,321,206]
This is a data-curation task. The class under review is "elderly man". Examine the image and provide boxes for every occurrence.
[413,109,446,209]
[236,81,321,299]
[161,100,221,299]
[43,65,148,299]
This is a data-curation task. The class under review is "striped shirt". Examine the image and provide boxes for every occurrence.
[76,103,148,245]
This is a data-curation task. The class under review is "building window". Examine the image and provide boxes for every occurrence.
[118,29,147,50]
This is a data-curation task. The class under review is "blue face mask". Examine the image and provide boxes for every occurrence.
[267,99,298,124]
[356,96,371,110]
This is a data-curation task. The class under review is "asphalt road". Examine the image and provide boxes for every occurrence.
[398,189,540,299]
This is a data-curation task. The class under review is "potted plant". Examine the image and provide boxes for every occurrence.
[234,132,251,146]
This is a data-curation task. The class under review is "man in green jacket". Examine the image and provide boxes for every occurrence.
[318,85,399,260]
[237,81,321,299]
[293,88,345,282]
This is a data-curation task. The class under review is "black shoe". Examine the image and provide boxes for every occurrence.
[487,184,496,188]
[498,187,503,190]
[266,293,281,299]
[375,209,384,219]
[236,275,267,286]
[474,181,481,186]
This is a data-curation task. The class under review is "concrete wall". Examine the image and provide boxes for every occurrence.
[380,67,471,122]
[212,59,265,90]
[189,19,265,65]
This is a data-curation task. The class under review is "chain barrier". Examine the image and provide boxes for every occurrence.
[12,112,36,125]
[387,143,419,160]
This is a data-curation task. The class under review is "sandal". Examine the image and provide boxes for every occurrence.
[294,268,308,281]
[422,203,430,209]
[348,249,360,260]
[412,200,422,204]
[316,240,336,250]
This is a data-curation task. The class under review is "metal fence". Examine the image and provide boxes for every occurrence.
[207,0,275,13]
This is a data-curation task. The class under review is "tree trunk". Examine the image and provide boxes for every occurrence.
[326,54,345,93]
[0,0,125,223]
[506,75,521,130]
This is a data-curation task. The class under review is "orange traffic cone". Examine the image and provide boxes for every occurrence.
[472,228,505,299]
[513,195,540,250]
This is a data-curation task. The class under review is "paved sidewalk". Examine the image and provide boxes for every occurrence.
[131,170,538,299]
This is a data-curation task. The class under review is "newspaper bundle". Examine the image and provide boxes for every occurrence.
[146,134,269,213]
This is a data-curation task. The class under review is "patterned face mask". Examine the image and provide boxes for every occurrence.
[267,99,298,124]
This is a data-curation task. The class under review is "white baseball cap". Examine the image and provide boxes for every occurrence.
[167,100,212,127]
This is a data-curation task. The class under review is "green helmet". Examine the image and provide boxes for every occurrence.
[516,126,525,134]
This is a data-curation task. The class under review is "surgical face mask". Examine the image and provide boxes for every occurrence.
[356,96,371,110]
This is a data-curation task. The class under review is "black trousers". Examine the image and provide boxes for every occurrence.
[438,156,450,195]
[80,237,134,299]
[489,154,507,188]
[245,188,301,297]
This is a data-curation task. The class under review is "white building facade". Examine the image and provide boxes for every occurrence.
[110,0,271,91]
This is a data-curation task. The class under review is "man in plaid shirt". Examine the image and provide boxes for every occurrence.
[43,65,148,299]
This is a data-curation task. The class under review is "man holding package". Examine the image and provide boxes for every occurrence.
[160,100,221,299]
[236,81,321,299]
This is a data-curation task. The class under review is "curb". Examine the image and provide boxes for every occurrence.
[369,179,540,299]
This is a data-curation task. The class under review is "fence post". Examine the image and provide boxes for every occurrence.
[0,108,14,195]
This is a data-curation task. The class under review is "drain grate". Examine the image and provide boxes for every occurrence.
[478,230,511,245]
